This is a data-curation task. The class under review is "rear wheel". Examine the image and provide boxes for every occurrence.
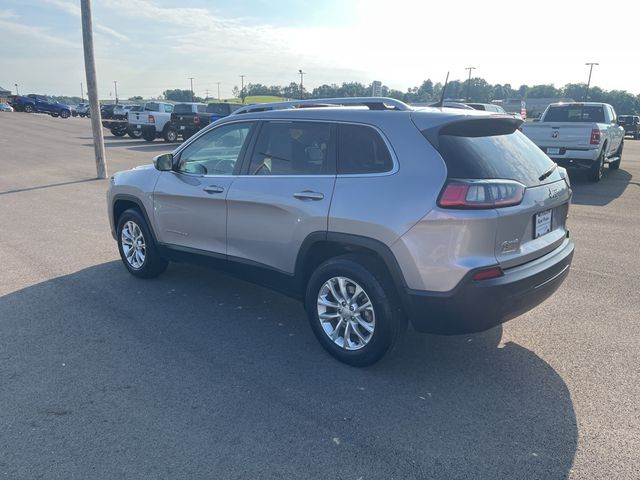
[59,109,70,119]
[609,140,623,170]
[142,128,156,142]
[128,127,143,139]
[116,209,168,278]
[110,127,127,137]
[587,148,605,182]
[305,254,406,366]
[163,126,178,142]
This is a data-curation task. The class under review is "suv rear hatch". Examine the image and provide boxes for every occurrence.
[420,115,572,270]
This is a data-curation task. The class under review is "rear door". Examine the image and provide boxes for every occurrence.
[153,121,256,254]
[226,120,336,273]
[435,126,571,269]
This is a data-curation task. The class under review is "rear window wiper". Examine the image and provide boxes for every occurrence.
[538,163,558,181]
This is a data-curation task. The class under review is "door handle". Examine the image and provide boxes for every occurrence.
[293,191,324,201]
[203,185,224,194]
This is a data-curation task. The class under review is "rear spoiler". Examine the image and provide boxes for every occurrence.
[421,115,524,149]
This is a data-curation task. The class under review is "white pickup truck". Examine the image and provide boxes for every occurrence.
[127,101,175,142]
[522,102,625,182]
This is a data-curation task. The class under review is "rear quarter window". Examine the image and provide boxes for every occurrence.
[337,124,393,174]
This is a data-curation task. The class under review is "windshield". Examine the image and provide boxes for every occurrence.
[544,105,605,123]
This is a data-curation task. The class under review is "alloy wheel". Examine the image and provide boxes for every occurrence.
[317,276,375,350]
[121,220,146,269]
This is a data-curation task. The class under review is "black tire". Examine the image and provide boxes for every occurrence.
[163,126,178,143]
[24,104,34,113]
[587,148,605,182]
[609,140,623,170]
[110,127,127,137]
[59,109,70,119]
[305,254,406,366]
[116,208,168,278]
[127,127,143,139]
[50,113,59,117]
[142,129,156,142]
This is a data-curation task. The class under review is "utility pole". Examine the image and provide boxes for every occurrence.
[188,77,194,102]
[205,89,209,101]
[465,66,476,102]
[113,80,118,104]
[14,83,19,95]
[216,82,221,101]
[80,0,107,179]
[584,62,599,101]
[80,82,84,102]
[298,69,306,99]
[240,75,246,103]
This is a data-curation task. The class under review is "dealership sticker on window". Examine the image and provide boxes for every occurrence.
[535,209,553,238]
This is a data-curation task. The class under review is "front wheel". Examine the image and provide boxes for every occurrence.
[59,109,70,119]
[24,104,35,113]
[116,209,168,278]
[305,254,406,366]
[110,127,127,137]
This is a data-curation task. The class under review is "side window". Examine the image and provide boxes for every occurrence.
[248,121,335,175]
[164,104,174,113]
[337,124,393,174]
[177,122,254,176]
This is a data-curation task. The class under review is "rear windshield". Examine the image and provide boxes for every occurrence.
[544,105,605,123]
[206,104,230,115]
[435,131,561,187]
[145,103,161,112]
[173,104,195,114]
[618,116,635,125]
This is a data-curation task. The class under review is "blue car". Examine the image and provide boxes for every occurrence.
[11,94,72,118]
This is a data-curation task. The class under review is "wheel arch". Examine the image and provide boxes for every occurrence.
[112,194,158,244]
[295,232,409,303]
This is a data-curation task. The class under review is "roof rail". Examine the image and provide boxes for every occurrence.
[231,97,412,115]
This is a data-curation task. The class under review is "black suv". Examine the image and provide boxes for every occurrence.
[618,115,640,139]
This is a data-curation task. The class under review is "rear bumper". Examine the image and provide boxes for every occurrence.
[175,124,200,136]
[545,148,599,169]
[403,238,574,335]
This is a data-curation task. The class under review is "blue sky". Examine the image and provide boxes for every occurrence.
[1,0,639,99]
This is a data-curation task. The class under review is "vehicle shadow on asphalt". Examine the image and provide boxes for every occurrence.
[0,261,577,479]
[568,167,632,206]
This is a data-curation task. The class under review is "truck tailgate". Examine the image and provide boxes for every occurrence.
[523,123,594,149]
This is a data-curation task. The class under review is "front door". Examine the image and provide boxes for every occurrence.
[153,121,256,255]
[226,120,337,273]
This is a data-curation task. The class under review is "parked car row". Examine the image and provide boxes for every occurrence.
[101,101,243,143]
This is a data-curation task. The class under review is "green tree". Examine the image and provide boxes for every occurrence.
[128,96,143,102]
[163,89,197,102]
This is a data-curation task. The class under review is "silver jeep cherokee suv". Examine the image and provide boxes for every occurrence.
[108,97,574,366]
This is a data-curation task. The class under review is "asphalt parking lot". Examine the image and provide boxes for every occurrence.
[1,113,639,480]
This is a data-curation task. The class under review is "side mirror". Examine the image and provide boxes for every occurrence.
[153,153,174,171]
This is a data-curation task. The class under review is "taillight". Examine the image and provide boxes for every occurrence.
[438,180,525,209]
[590,128,600,145]
[193,115,200,124]
[472,266,504,281]
[148,114,155,124]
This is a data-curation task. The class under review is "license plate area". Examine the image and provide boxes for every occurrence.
[547,147,560,155]
[534,209,553,238]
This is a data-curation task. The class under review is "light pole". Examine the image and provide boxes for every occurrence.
[216,82,221,101]
[240,75,246,103]
[113,80,118,104]
[14,83,19,95]
[80,82,84,102]
[188,77,194,102]
[465,66,476,102]
[584,62,599,101]
[298,69,306,99]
